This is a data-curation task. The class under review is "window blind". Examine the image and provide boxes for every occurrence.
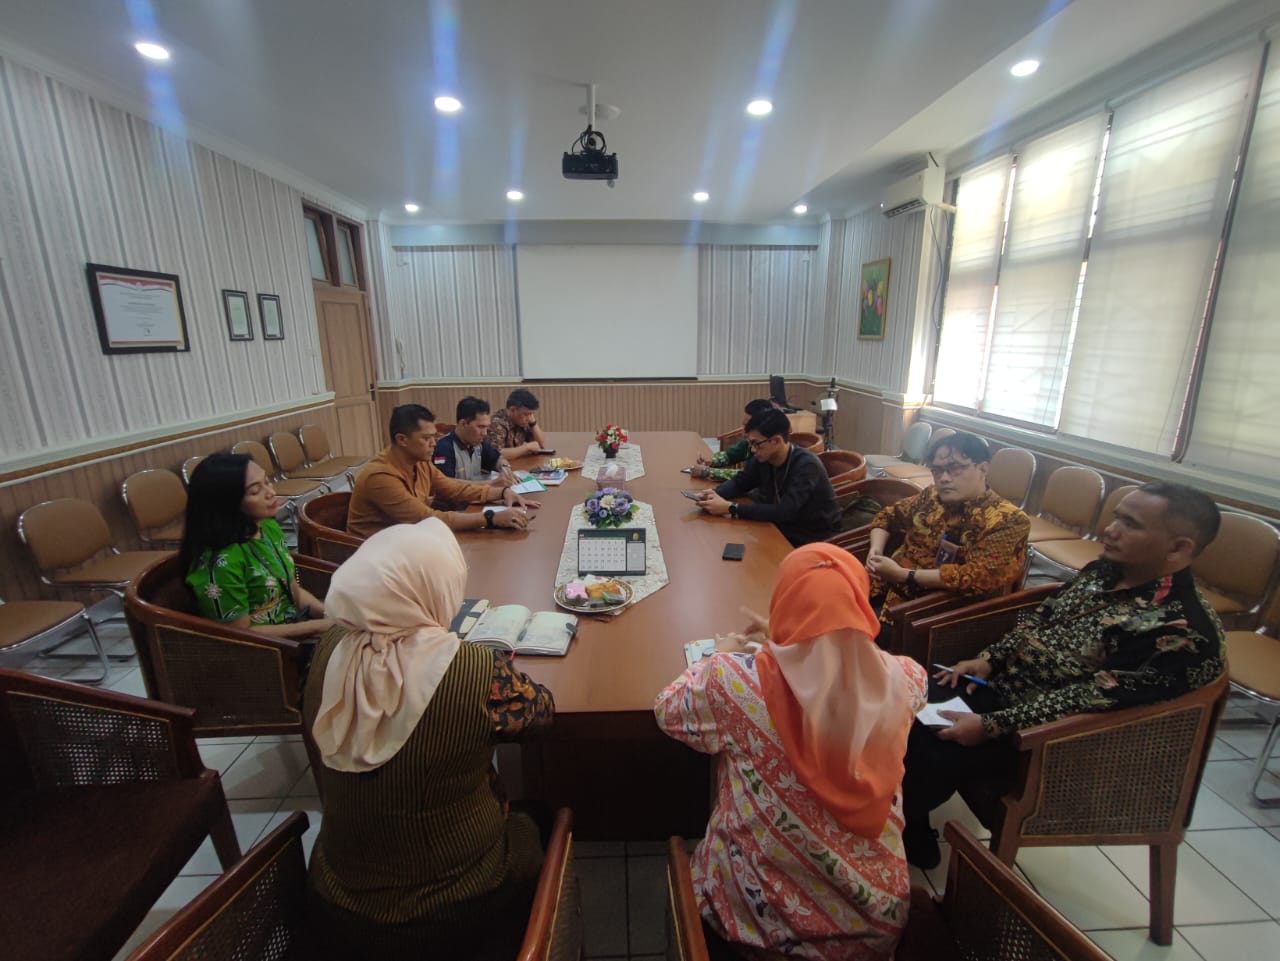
[932,156,1010,408]
[1057,48,1259,454]
[1185,49,1280,476]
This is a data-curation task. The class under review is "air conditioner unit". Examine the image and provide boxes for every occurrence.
[881,167,944,218]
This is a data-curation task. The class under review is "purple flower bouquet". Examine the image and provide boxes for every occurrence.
[584,487,638,528]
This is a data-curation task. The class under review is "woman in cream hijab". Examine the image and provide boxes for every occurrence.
[304,518,554,961]
[655,543,927,961]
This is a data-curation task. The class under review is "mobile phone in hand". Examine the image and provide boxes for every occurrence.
[681,489,704,500]
[722,543,745,561]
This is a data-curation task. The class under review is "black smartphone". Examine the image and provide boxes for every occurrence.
[722,543,745,561]
[538,448,556,455]
[681,489,704,500]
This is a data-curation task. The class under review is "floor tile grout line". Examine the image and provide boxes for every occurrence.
[1182,828,1280,921]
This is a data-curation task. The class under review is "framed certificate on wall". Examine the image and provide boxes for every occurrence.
[258,293,284,340]
[86,263,190,354]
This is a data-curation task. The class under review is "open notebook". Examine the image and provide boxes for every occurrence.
[466,605,578,656]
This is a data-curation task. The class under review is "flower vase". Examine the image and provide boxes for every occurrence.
[603,445,618,459]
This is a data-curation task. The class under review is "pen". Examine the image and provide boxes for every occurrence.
[932,663,990,687]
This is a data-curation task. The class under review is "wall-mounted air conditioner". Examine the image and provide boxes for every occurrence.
[881,167,944,218]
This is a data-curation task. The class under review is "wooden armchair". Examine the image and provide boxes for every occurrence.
[0,668,240,961]
[298,491,363,564]
[666,837,710,961]
[124,552,337,739]
[516,808,583,961]
[896,824,1110,961]
[904,588,1228,945]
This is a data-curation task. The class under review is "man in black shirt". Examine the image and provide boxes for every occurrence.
[696,408,840,546]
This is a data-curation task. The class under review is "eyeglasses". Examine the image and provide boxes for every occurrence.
[746,436,775,451]
[929,461,974,479]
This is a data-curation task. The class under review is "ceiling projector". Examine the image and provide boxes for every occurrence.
[563,124,618,187]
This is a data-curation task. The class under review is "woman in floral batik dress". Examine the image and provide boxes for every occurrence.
[655,543,927,961]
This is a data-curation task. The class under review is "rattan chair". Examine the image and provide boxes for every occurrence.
[666,837,711,961]
[1190,511,1280,629]
[902,588,1228,945]
[716,426,743,454]
[1026,465,1104,543]
[122,469,187,548]
[790,431,824,454]
[17,498,172,601]
[1223,627,1280,806]
[516,808,583,961]
[297,491,363,564]
[268,430,349,486]
[124,552,336,739]
[180,455,206,487]
[297,424,370,480]
[0,597,108,683]
[866,421,933,474]
[0,667,240,961]
[895,824,1111,961]
[1030,484,1138,580]
[817,450,867,485]
[230,440,327,526]
[986,447,1037,508]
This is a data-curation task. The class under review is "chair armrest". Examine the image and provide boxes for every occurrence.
[517,808,580,961]
[902,585,1060,667]
[0,668,206,785]
[666,836,711,961]
[883,591,974,658]
[293,552,338,600]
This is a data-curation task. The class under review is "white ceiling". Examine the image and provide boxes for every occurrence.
[0,0,1261,223]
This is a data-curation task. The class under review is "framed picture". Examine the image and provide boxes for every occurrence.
[222,289,253,341]
[86,263,190,354]
[258,294,284,340]
[857,258,891,340]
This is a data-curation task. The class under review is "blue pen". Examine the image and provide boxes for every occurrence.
[933,663,990,687]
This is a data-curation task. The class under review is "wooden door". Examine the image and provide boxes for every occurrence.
[313,284,379,457]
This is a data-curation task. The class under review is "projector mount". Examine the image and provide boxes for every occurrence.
[563,83,618,187]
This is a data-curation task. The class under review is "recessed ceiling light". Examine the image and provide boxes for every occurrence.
[134,41,170,61]
[434,95,462,113]
[1010,59,1040,78]
[506,189,524,201]
[403,202,420,214]
[692,191,709,203]
[793,204,808,215]
[746,99,773,117]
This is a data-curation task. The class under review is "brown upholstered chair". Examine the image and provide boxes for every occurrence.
[866,421,933,473]
[902,588,1228,945]
[881,462,934,486]
[268,430,349,485]
[0,667,240,961]
[124,552,337,739]
[17,498,172,601]
[297,423,370,479]
[895,824,1111,961]
[121,469,187,548]
[1030,483,1139,579]
[125,808,580,961]
[297,491,363,564]
[180,455,206,486]
[230,440,327,525]
[986,446,1037,508]
[1190,511,1280,629]
[0,597,108,684]
[1026,465,1104,543]
[1223,627,1280,806]
[790,431,824,454]
[817,450,867,485]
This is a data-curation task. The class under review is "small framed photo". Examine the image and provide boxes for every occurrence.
[222,289,253,341]
[258,294,284,340]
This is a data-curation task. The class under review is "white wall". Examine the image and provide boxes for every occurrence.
[0,54,327,463]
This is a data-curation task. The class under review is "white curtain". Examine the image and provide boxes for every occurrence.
[932,156,1010,408]
[1057,48,1260,454]
[1185,49,1280,477]
[981,116,1107,425]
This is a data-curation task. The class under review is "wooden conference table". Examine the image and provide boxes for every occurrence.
[457,431,794,839]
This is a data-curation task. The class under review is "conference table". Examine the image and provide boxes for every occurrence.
[456,431,795,839]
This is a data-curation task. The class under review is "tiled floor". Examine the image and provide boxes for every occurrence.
[6,615,1280,961]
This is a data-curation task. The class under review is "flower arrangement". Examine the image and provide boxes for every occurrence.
[584,487,638,528]
[596,424,628,455]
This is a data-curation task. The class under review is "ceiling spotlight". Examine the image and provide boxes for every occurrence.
[434,95,462,113]
[1010,59,1040,78]
[746,99,773,117]
[793,204,808,215]
[403,202,420,214]
[692,191,709,203]
[134,41,170,61]
[506,189,524,201]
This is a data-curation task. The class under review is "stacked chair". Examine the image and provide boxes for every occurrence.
[1025,465,1105,544]
[121,468,187,548]
[0,596,107,684]
[230,440,328,527]
[1030,483,1138,579]
[268,430,350,489]
[180,455,205,486]
[865,421,933,476]
[298,424,370,484]
[986,446,1036,508]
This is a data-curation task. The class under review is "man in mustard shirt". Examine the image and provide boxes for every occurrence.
[347,405,537,538]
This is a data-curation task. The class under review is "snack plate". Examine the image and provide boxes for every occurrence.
[543,459,582,471]
[553,580,634,613]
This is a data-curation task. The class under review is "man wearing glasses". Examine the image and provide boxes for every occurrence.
[696,408,840,546]
[347,404,534,538]
[865,432,1029,620]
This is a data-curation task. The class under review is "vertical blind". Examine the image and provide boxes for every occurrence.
[1185,50,1280,476]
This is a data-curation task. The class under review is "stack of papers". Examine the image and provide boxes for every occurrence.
[915,696,974,728]
[510,472,546,495]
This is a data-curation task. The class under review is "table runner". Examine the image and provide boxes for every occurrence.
[554,500,669,616]
[581,443,646,480]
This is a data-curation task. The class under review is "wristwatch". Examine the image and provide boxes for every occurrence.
[484,509,496,529]
[906,569,917,587]
[728,504,739,519]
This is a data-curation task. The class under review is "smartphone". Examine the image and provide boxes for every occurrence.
[538,448,556,455]
[722,543,746,561]
[681,489,704,500]
[680,467,693,474]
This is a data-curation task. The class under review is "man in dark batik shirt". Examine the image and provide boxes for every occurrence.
[902,480,1226,869]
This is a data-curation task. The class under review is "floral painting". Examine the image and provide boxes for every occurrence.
[858,258,890,340]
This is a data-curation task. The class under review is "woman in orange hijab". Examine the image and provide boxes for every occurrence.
[655,543,927,961]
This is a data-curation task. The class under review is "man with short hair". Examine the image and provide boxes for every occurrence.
[487,389,547,460]
[347,404,535,538]
[696,409,840,547]
[901,481,1226,869]
[866,432,1030,622]
[434,396,514,483]
[690,398,775,481]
